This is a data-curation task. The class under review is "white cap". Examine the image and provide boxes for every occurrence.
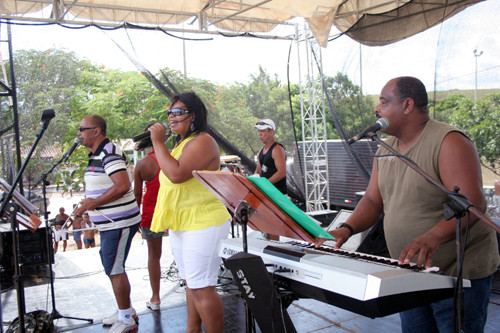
[254,119,275,131]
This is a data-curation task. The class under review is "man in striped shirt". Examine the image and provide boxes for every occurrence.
[74,115,141,333]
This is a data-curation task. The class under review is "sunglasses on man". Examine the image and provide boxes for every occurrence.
[78,127,97,132]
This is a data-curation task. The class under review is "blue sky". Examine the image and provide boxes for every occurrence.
[3,1,499,95]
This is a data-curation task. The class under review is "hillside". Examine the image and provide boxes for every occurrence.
[430,89,500,101]
[368,88,500,105]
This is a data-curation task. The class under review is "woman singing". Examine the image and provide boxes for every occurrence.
[149,92,231,333]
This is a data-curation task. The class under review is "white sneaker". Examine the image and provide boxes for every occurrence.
[106,320,138,333]
[102,308,138,326]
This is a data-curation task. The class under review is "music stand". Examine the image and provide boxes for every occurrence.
[192,171,334,243]
[0,179,41,232]
[193,171,334,333]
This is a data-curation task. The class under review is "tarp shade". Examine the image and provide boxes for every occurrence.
[0,0,482,47]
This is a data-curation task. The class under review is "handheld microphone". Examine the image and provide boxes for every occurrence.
[347,118,389,144]
[63,137,82,163]
[133,123,170,142]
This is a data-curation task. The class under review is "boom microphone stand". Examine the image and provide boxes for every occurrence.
[0,109,55,333]
[368,132,500,333]
[32,143,93,329]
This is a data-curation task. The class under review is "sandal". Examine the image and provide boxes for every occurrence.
[146,301,160,311]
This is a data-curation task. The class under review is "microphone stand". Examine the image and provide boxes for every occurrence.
[32,152,94,329]
[0,111,54,333]
[368,132,500,333]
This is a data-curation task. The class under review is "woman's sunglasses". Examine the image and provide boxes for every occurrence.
[168,108,190,116]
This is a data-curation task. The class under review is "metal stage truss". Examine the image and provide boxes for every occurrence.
[298,30,330,211]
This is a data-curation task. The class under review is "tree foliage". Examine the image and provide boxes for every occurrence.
[73,67,172,141]
[4,47,495,196]
[321,73,377,140]
[448,94,500,174]
[431,94,466,123]
[2,49,86,187]
[11,49,83,143]
[213,66,295,158]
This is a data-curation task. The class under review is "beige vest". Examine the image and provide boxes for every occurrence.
[378,119,499,278]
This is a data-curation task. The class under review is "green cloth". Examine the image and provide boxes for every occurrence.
[247,177,334,240]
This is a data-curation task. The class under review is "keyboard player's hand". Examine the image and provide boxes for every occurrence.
[398,231,441,268]
[313,228,350,249]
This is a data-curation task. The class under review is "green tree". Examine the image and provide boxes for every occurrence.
[210,83,256,156]
[3,49,87,187]
[241,66,295,155]
[432,94,467,123]
[68,66,172,186]
[449,94,500,174]
[72,68,168,141]
[322,73,376,140]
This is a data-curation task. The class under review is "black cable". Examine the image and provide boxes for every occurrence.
[271,268,291,333]
[270,270,278,333]
[286,38,304,181]
[310,45,372,185]
[453,212,471,331]
[0,19,214,41]
[124,26,139,59]
[454,214,470,294]
[161,260,181,282]
[216,264,240,293]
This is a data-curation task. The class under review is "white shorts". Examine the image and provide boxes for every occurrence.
[170,220,231,289]
[54,228,68,241]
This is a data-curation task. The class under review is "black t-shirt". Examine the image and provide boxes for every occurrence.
[258,142,287,194]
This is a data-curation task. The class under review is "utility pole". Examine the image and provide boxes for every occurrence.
[473,48,483,102]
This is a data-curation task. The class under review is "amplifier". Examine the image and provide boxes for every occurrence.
[0,226,53,270]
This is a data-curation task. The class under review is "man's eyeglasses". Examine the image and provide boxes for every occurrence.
[78,127,97,132]
[255,122,267,126]
[168,108,190,116]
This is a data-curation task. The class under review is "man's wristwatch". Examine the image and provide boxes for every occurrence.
[337,223,354,237]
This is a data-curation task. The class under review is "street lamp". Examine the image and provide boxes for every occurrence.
[473,48,483,102]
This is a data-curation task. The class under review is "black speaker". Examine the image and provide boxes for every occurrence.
[224,251,297,333]
[0,226,53,289]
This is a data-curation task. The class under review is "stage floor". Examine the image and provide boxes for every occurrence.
[1,235,500,333]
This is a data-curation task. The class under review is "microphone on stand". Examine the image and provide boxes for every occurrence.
[38,109,56,131]
[347,118,389,144]
[63,137,82,163]
[41,109,56,123]
[133,123,170,142]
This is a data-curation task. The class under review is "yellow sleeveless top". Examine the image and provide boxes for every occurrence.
[150,134,231,232]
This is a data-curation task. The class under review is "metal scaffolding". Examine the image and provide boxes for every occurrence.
[298,30,329,212]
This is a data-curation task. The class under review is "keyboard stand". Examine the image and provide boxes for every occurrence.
[224,248,297,333]
[220,198,297,333]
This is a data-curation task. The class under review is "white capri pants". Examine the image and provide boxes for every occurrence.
[169,220,231,289]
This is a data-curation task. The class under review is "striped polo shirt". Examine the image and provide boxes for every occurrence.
[84,138,141,231]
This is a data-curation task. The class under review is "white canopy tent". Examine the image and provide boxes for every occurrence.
[0,0,482,47]
[0,0,486,210]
